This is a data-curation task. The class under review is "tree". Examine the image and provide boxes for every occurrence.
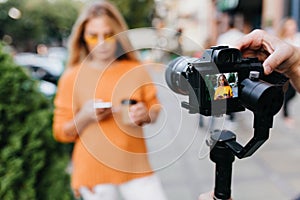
[0,0,155,51]
[0,43,73,199]
[0,0,81,51]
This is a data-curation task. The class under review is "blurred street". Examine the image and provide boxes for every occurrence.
[3,0,300,199]
[144,65,300,200]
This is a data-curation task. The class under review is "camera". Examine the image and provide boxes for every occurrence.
[166,46,289,199]
[165,46,288,116]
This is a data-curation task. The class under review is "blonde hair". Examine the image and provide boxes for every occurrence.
[67,0,138,67]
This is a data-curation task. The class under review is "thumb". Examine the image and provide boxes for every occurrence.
[263,48,285,74]
[262,36,295,75]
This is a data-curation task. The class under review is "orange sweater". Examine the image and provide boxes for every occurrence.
[53,60,160,191]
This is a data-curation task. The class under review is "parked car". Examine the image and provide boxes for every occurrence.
[14,52,65,97]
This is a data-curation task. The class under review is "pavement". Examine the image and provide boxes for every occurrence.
[143,64,300,200]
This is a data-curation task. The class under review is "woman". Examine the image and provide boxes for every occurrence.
[52,1,167,199]
[214,74,233,100]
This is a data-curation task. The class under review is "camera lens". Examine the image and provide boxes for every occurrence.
[240,79,284,115]
[165,56,198,95]
[165,57,187,95]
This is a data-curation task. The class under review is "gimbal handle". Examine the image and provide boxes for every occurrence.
[210,113,274,199]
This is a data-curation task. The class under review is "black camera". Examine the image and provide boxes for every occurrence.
[166,46,289,199]
[165,46,288,116]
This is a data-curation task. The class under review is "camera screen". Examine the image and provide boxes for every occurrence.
[204,72,238,101]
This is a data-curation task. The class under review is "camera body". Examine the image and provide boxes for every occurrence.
[166,46,288,116]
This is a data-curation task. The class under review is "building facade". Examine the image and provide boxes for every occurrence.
[153,0,299,53]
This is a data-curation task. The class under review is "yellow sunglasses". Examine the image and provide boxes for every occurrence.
[84,32,116,45]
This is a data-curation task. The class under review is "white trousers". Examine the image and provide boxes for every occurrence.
[79,174,168,200]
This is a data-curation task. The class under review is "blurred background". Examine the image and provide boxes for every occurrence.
[1,0,300,199]
[2,0,299,95]
[1,0,298,90]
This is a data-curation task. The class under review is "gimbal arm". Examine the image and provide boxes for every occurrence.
[210,112,275,199]
[225,113,273,159]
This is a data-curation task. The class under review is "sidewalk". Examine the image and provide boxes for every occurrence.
[145,65,300,200]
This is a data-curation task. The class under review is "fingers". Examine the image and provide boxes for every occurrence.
[129,102,150,126]
[235,29,265,51]
[95,107,112,121]
[95,107,109,114]
[235,29,295,75]
[235,30,273,74]
[263,42,295,74]
[87,101,148,124]
[92,99,112,121]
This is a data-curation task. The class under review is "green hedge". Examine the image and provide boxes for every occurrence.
[0,44,73,200]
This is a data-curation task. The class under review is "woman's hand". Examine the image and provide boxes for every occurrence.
[79,99,112,123]
[128,102,151,126]
[63,99,112,137]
